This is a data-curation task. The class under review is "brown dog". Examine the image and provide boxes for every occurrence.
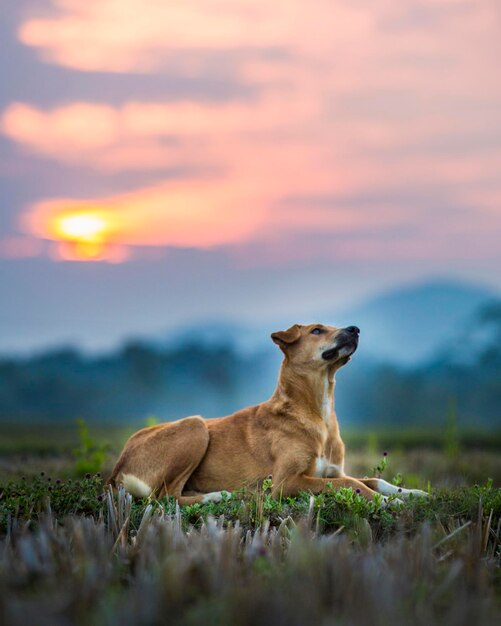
[109,323,426,504]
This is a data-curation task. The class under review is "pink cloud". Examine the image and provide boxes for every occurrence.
[18,0,294,73]
[0,97,318,171]
[2,102,119,154]
[17,1,501,85]
[0,237,44,259]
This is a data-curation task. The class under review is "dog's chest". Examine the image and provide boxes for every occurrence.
[305,418,329,449]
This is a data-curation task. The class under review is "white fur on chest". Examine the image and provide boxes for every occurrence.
[320,377,332,423]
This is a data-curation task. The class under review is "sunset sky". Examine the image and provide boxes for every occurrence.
[1,0,500,353]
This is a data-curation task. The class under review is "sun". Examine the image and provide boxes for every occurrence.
[56,213,107,242]
[52,211,113,260]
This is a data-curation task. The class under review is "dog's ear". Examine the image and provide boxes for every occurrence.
[271,324,301,349]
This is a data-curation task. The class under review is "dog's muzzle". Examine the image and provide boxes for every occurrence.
[321,326,359,361]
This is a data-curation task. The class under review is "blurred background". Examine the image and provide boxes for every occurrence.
[0,1,500,483]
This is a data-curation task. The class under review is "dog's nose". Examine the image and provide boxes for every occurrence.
[345,326,360,335]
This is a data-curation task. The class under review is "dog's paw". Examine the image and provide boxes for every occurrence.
[202,490,231,503]
[382,495,404,508]
[398,488,429,499]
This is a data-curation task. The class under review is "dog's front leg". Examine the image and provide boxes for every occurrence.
[272,472,377,501]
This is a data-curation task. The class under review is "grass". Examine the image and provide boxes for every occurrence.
[1,477,500,626]
[1,473,501,536]
[1,423,501,625]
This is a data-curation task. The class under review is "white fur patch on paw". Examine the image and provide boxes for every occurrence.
[376,479,428,499]
[382,495,404,508]
[202,490,231,503]
[122,474,152,498]
[401,488,429,499]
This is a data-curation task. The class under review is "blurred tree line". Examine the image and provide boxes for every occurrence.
[0,304,500,426]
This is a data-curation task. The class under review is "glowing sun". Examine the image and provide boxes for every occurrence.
[57,214,107,242]
[52,211,114,260]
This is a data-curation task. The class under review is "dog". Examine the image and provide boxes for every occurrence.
[108,323,426,504]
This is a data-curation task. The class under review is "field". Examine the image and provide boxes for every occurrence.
[1,422,501,625]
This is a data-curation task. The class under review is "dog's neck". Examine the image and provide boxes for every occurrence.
[272,361,337,424]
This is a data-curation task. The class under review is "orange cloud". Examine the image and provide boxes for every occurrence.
[22,177,270,261]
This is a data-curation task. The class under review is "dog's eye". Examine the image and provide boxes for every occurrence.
[311,328,323,335]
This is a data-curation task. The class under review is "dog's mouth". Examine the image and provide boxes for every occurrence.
[321,338,358,362]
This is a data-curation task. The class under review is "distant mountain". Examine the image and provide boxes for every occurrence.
[332,279,497,364]
[432,300,501,367]
[150,279,498,365]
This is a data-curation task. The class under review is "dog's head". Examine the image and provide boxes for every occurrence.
[271,323,360,370]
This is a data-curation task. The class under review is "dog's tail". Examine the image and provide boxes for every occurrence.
[121,474,153,498]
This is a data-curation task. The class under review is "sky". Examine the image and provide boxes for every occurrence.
[0,0,500,353]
